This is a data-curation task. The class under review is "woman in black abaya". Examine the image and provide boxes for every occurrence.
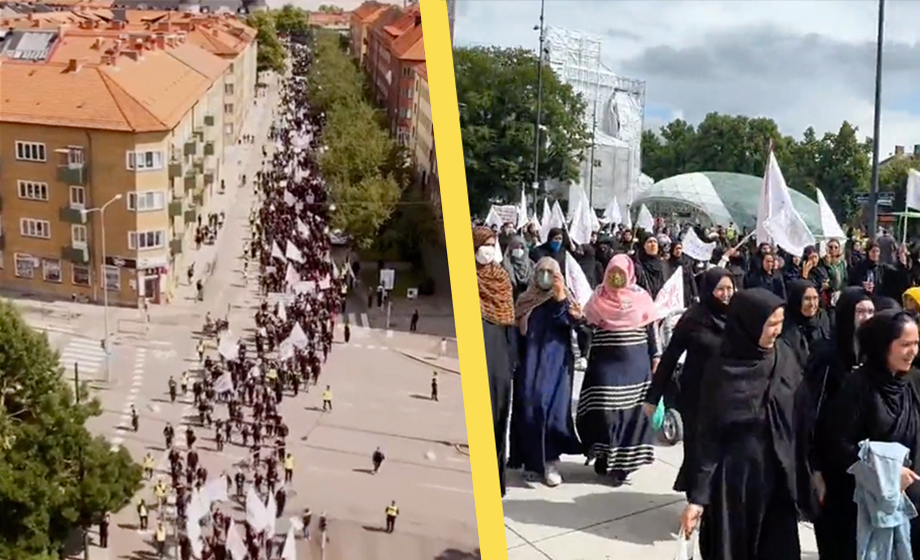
[634,232,670,299]
[814,310,920,557]
[680,288,801,560]
[779,279,830,369]
[645,267,734,494]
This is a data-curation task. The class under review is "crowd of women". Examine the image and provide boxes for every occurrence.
[134,40,345,560]
[478,217,920,559]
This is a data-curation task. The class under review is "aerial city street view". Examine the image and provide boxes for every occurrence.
[0,2,473,559]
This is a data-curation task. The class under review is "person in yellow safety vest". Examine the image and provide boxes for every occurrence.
[154,479,167,508]
[143,453,155,479]
[155,521,167,557]
[284,452,295,483]
[197,340,205,363]
[137,499,149,531]
[322,386,333,412]
[385,501,399,533]
[267,367,278,382]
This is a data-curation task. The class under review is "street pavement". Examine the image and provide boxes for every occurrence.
[503,370,821,560]
[29,73,478,560]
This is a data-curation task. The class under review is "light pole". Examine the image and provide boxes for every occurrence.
[82,193,123,383]
[868,0,885,236]
[532,0,546,215]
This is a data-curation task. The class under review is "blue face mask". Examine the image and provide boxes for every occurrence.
[549,240,562,252]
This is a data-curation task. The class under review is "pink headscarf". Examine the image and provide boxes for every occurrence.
[584,254,656,331]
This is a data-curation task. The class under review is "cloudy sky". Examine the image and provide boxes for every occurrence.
[454,0,920,156]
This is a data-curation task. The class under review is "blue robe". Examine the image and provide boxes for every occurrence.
[508,300,581,475]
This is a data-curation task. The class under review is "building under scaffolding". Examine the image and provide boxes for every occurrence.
[544,27,650,219]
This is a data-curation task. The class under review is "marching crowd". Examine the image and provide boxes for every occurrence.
[478,216,920,560]
[115,41,366,560]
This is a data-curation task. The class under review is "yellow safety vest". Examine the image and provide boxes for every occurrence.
[268,369,278,380]
[284,456,294,470]
[155,526,166,541]
[386,506,398,517]
[144,457,154,468]
[322,391,332,401]
[139,504,148,517]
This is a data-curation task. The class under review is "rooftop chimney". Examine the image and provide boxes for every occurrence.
[66,58,84,72]
[896,145,905,157]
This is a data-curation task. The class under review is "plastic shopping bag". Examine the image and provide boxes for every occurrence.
[651,398,666,432]
[674,528,695,560]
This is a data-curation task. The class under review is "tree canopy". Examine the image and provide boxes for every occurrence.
[455,46,591,216]
[641,113,874,222]
[306,31,403,248]
[273,4,311,40]
[247,11,286,74]
[0,300,143,560]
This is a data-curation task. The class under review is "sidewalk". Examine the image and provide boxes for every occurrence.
[395,348,460,375]
[171,73,280,306]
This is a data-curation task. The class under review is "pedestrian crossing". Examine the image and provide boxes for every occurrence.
[59,337,108,377]
[337,312,370,329]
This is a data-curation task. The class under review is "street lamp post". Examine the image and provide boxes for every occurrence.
[82,193,123,383]
[868,0,886,235]
[532,0,546,216]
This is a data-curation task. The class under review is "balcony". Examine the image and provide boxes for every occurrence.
[58,163,87,185]
[183,140,198,156]
[193,158,205,174]
[204,141,215,157]
[204,115,215,126]
[61,245,90,264]
[204,171,215,186]
[169,237,183,255]
[168,161,184,179]
[184,208,197,224]
[59,206,87,224]
[168,200,183,218]
[193,191,204,206]
[184,173,197,193]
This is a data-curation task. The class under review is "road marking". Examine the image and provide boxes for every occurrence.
[360,313,370,329]
[420,484,473,495]
[386,330,394,338]
[130,387,140,394]
[59,338,106,376]
[347,312,356,325]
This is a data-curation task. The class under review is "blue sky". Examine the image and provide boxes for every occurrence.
[454,0,920,156]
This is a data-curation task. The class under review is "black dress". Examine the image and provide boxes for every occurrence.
[779,279,830,369]
[646,268,730,495]
[689,288,801,560]
[483,319,515,497]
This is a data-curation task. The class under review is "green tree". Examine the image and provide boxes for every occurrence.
[306,31,403,248]
[273,4,310,38]
[247,12,286,74]
[317,4,344,13]
[0,300,143,560]
[454,46,591,216]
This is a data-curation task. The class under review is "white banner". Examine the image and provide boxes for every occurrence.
[654,267,685,320]
[681,228,715,262]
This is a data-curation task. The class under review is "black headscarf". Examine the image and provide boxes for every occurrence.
[782,280,830,366]
[874,296,900,312]
[722,288,785,361]
[857,310,917,414]
[834,287,872,370]
[699,267,732,327]
[638,230,665,274]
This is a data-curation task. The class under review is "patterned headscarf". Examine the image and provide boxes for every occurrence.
[515,257,581,334]
[473,226,515,326]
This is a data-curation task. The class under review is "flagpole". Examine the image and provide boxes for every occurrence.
[868,0,886,236]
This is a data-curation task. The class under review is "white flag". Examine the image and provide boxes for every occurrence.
[187,515,204,557]
[517,188,528,230]
[907,169,920,211]
[286,323,309,349]
[681,228,715,262]
[281,526,297,560]
[636,204,655,232]
[655,267,685,320]
[816,188,846,241]
[604,196,622,226]
[203,477,228,506]
[271,241,285,260]
[758,151,815,254]
[564,252,592,308]
[245,486,268,530]
[264,491,277,534]
[285,240,304,263]
[277,301,288,322]
[284,190,296,206]
[285,263,301,290]
[484,206,502,228]
[227,521,248,560]
[213,370,233,394]
[217,332,238,360]
[297,218,311,238]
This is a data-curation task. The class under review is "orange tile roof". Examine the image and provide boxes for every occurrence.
[309,12,349,27]
[391,18,422,60]
[352,1,386,22]
[0,31,231,132]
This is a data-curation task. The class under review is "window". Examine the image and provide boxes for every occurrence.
[69,185,86,208]
[228,62,235,72]
[71,225,87,247]
[20,219,51,239]
[18,180,49,201]
[405,88,413,100]
[104,265,120,291]
[42,258,62,283]
[224,83,235,95]
[15,141,46,162]
[14,253,35,278]
[224,104,234,115]
[72,265,91,286]
[127,191,166,212]
[126,150,164,171]
[224,123,234,136]
[66,147,85,166]
[402,67,412,77]
[128,230,166,251]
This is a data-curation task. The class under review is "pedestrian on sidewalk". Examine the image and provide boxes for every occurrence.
[137,499,149,531]
[410,310,419,332]
[155,521,167,557]
[431,372,439,402]
[196,280,204,302]
[99,512,110,548]
[344,323,350,343]
[322,386,333,412]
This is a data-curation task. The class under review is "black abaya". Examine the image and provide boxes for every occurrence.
[483,320,515,497]
[689,288,801,560]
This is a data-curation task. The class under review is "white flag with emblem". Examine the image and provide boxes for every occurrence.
[654,266,685,320]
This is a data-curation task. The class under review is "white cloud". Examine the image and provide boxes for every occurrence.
[455,0,920,155]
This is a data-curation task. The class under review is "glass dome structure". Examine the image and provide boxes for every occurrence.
[633,171,824,235]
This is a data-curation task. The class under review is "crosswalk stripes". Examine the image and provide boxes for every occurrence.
[337,312,370,329]
[59,337,107,376]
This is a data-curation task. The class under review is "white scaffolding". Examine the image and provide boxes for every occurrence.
[545,27,647,217]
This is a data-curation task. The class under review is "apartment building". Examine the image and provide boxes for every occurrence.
[0,23,235,306]
[309,11,349,34]
[364,3,424,147]
[0,9,258,145]
[348,0,386,65]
